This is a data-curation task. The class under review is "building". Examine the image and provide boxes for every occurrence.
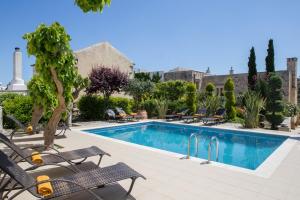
[148,58,298,103]
[164,67,206,90]
[74,42,134,78]
[201,58,297,103]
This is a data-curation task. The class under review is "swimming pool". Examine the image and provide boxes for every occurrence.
[84,122,287,170]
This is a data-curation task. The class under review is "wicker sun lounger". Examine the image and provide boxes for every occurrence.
[166,109,189,121]
[182,108,207,123]
[0,151,145,199]
[6,115,70,139]
[0,132,110,168]
[202,108,226,125]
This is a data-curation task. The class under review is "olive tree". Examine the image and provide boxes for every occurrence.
[24,22,78,147]
[75,0,111,13]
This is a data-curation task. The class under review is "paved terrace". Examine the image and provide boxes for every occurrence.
[3,120,300,200]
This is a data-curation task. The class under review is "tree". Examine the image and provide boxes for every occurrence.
[205,83,215,97]
[125,79,154,110]
[24,22,78,147]
[134,72,151,82]
[86,66,128,107]
[224,78,236,120]
[151,72,161,83]
[248,47,257,90]
[266,39,275,74]
[185,83,197,114]
[265,73,284,129]
[154,80,186,101]
[75,0,111,13]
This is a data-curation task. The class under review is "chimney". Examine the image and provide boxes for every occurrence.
[7,47,27,91]
[229,67,234,75]
[287,57,298,104]
[13,47,23,83]
[206,67,211,74]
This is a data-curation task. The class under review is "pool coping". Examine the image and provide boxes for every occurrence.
[73,120,297,178]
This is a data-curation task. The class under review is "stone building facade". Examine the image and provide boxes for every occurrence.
[201,58,297,102]
[74,42,134,78]
[164,67,206,90]
[159,58,298,103]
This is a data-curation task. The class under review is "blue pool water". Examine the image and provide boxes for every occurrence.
[84,122,287,170]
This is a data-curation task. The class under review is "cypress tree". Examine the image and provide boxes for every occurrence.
[265,39,275,74]
[224,78,236,120]
[248,47,257,90]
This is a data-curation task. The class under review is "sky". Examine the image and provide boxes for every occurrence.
[0,0,299,85]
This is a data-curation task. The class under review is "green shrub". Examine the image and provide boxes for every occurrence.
[108,97,133,114]
[154,80,186,101]
[224,78,236,120]
[0,93,19,105]
[243,91,265,128]
[154,99,169,119]
[284,102,298,117]
[265,73,284,129]
[142,99,157,118]
[185,83,196,114]
[206,95,222,116]
[196,91,206,109]
[78,95,102,120]
[3,95,33,128]
[167,100,186,114]
[124,79,154,110]
[205,82,215,97]
[78,95,133,120]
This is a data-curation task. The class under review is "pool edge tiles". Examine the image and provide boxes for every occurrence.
[80,121,295,178]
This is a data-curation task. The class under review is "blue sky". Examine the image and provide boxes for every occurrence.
[0,0,299,85]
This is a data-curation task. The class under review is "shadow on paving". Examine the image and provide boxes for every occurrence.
[11,134,66,143]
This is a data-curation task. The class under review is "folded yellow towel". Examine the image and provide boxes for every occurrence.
[26,125,33,134]
[31,152,43,165]
[213,115,223,119]
[194,114,204,117]
[36,175,53,197]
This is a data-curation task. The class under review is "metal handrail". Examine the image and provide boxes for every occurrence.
[207,136,219,163]
[182,132,201,159]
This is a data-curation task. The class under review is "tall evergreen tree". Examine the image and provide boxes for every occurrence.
[265,39,275,74]
[248,47,257,90]
[265,73,284,129]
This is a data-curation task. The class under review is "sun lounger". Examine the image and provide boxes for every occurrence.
[5,115,70,140]
[115,107,141,121]
[0,132,110,168]
[166,109,189,121]
[202,108,226,125]
[0,150,145,199]
[182,108,207,123]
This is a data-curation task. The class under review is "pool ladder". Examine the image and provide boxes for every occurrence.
[206,136,219,163]
[182,133,219,164]
[181,132,201,159]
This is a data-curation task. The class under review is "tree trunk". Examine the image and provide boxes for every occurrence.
[43,68,66,148]
[31,103,44,132]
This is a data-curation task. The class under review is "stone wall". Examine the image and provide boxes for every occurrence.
[164,70,205,89]
[201,70,290,100]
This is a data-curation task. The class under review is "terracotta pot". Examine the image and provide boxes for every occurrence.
[138,110,148,119]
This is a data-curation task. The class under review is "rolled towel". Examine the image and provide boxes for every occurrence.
[36,175,53,197]
[26,125,33,134]
[31,151,43,165]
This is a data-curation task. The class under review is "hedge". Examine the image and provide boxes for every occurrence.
[78,95,133,120]
[1,94,33,128]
